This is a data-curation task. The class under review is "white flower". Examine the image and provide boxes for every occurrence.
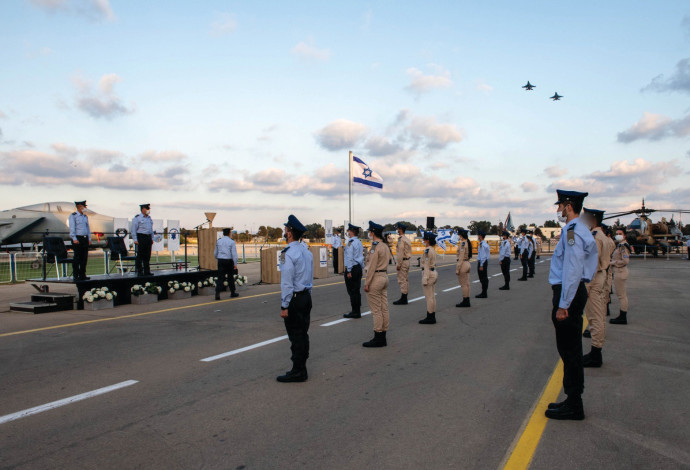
[197,281,202,287]
[224,281,229,286]
[184,286,190,292]
[169,288,175,294]
[102,287,109,292]
[243,276,248,282]
[145,282,150,287]
[106,293,113,301]
[237,280,243,286]
[174,283,180,289]
[112,292,117,297]
[157,287,162,293]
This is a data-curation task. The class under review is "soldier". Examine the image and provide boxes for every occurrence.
[214,228,239,301]
[581,208,614,368]
[68,200,91,281]
[499,230,511,290]
[343,224,364,319]
[419,231,438,324]
[518,228,529,281]
[546,189,597,420]
[476,230,490,298]
[514,234,521,260]
[131,203,155,276]
[331,228,342,273]
[277,215,313,383]
[393,222,412,305]
[362,221,391,348]
[602,225,616,317]
[527,230,536,278]
[455,228,472,308]
[610,227,631,325]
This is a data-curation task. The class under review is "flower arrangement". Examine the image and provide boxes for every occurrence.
[197,277,217,289]
[234,274,249,286]
[82,287,117,303]
[131,282,162,296]
[168,280,193,294]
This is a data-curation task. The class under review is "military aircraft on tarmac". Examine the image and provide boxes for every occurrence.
[604,199,690,256]
[522,81,535,90]
[0,202,115,249]
[550,92,563,101]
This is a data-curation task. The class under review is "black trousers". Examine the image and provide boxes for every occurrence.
[514,246,520,260]
[552,282,588,397]
[73,235,89,279]
[344,264,362,314]
[528,253,536,276]
[332,247,339,273]
[520,252,529,278]
[284,291,312,370]
[216,259,236,294]
[477,261,488,293]
[135,234,152,275]
[500,257,510,286]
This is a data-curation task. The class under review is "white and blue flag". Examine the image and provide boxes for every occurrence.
[352,155,383,190]
[436,229,455,251]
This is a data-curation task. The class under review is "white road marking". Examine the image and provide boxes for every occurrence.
[442,286,461,292]
[0,380,138,425]
[408,296,426,302]
[510,269,518,272]
[201,336,288,362]
[492,274,502,277]
[473,280,480,283]
[321,310,372,327]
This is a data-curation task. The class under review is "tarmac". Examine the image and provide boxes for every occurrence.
[0,254,688,469]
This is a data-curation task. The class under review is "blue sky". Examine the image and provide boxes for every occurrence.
[1,0,689,231]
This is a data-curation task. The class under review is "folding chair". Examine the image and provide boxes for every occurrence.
[43,236,73,280]
[107,236,136,275]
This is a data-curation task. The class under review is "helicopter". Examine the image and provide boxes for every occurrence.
[604,199,690,256]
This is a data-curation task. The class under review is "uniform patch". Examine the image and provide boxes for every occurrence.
[567,228,575,246]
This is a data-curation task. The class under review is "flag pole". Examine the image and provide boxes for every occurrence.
[348,150,352,225]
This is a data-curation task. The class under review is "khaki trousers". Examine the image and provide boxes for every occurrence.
[585,271,607,348]
[366,273,389,332]
[456,261,471,298]
[397,260,410,294]
[422,270,438,313]
[613,268,628,311]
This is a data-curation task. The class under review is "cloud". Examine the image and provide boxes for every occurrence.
[642,58,690,94]
[521,182,539,192]
[403,115,463,149]
[73,73,134,120]
[257,124,278,142]
[617,112,690,143]
[544,165,567,178]
[291,41,332,62]
[51,142,78,157]
[139,150,187,162]
[210,12,237,36]
[364,135,401,156]
[404,66,453,96]
[156,201,310,212]
[315,119,368,151]
[476,80,493,93]
[28,0,115,22]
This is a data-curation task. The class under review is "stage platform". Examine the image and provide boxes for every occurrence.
[29,269,219,309]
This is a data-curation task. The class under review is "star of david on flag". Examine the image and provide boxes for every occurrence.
[436,229,455,251]
[351,155,383,190]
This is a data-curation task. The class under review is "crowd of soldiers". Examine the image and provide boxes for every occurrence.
[276,189,633,424]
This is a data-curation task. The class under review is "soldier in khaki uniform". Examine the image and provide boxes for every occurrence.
[393,222,412,305]
[362,221,391,348]
[455,228,472,308]
[602,225,616,317]
[610,227,631,325]
[581,208,613,367]
[419,232,438,324]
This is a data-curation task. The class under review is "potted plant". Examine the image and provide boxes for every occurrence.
[82,287,117,311]
[197,277,217,296]
[167,280,193,300]
[234,274,249,287]
[131,282,162,305]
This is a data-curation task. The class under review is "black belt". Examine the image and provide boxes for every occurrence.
[137,233,152,237]
[375,269,386,272]
[402,257,410,260]
[293,289,310,296]
[421,268,435,271]
[76,235,88,238]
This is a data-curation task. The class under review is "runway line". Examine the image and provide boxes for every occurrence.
[0,380,138,425]
[200,336,289,362]
[442,286,461,292]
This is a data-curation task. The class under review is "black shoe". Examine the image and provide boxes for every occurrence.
[392,294,408,305]
[276,369,308,383]
[610,311,627,325]
[144,272,153,276]
[499,285,509,290]
[518,277,527,281]
[583,347,602,368]
[456,298,471,308]
[545,400,584,420]
[362,331,387,348]
[215,294,221,301]
[419,312,436,324]
[582,329,591,338]
[230,292,239,298]
[528,274,534,278]
[344,312,361,319]
[548,399,568,410]
[606,305,610,316]
[475,292,487,299]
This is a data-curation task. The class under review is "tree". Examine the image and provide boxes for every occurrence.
[304,223,325,240]
[270,227,284,240]
[257,226,268,237]
[534,227,544,238]
[518,223,527,231]
[469,220,492,235]
[543,220,560,228]
[383,221,416,233]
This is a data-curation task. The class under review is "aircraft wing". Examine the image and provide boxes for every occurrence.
[0,217,46,244]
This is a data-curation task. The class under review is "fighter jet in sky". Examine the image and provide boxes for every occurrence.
[522,81,535,91]
[550,92,563,101]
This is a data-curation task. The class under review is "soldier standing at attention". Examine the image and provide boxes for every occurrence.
[518,228,529,281]
[419,232,438,324]
[476,230,490,298]
[331,228,342,273]
[277,215,313,383]
[581,208,613,368]
[602,225,616,317]
[362,221,391,348]
[546,190,597,420]
[455,228,472,308]
[343,224,364,319]
[499,230,511,290]
[131,203,155,277]
[69,200,91,281]
[514,233,521,260]
[610,227,631,325]
[527,230,536,278]
[393,222,412,305]
[214,228,239,301]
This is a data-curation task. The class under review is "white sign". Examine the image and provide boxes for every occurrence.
[152,219,165,251]
[325,219,333,244]
[319,247,327,268]
[113,217,131,250]
[167,220,180,252]
[277,251,282,272]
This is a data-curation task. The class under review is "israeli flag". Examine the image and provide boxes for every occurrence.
[436,229,455,251]
[352,155,383,190]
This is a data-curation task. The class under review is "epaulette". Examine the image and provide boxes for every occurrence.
[567,226,576,246]
[71,212,76,215]
[592,230,598,237]
[424,248,429,254]
[281,247,290,253]
[372,241,379,246]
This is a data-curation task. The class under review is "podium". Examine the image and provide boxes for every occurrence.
[260,245,329,284]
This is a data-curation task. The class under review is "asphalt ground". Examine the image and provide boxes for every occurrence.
[0,256,688,469]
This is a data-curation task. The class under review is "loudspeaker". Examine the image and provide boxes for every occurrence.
[426,217,435,230]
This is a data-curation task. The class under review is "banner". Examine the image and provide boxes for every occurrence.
[167,220,180,252]
[113,217,131,250]
[436,229,455,251]
[320,247,328,267]
[325,219,333,244]
[152,219,165,252]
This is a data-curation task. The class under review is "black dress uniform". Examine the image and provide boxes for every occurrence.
[68,201,91,280]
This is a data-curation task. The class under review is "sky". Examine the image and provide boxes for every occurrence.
[1,0,690,232]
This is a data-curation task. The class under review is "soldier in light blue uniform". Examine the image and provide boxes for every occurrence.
[331,228,342,273]
[131,203,155,276]
[499,230,512,290]
[518,228,530,281]
[343,224,364,319]
[546,189,598,421]
[68,200,91,280]
[527,230,536,278]
[475,230,490,298]
[277,215,314,383]
[214,228,239,301]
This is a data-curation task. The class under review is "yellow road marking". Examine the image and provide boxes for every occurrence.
[502,318,589,470]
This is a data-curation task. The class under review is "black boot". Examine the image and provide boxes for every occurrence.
[456,297,471,308]
[362,331,387,348]
[276,367,308,383]
[499,285,510,290]
[606,303,610,316]
[582,329,591,338]
[344,311,361,319]
[393,294,408,305]
[610,311,627,325]
[475,291,487,298]
[419,312,436,324]
[545,396,584,420]
[518,277,527,281]
[583,346,603,368]
[548,399,568,409]
[215,293,220,301]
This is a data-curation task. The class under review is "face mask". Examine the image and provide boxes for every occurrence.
[145,209,150,216]
[557,210,567,224]
[615,235,624,242]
